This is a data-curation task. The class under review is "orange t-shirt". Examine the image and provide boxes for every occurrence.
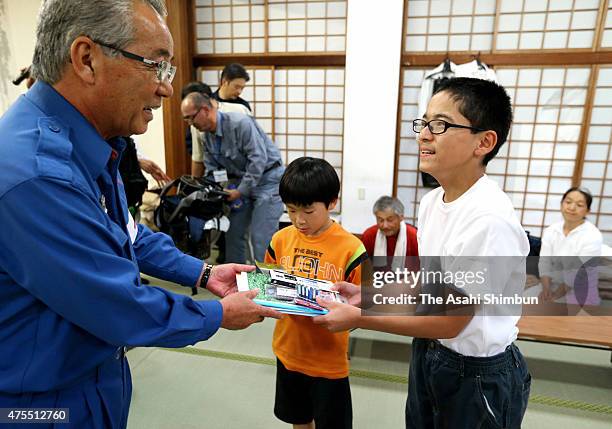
[265,222,367,379]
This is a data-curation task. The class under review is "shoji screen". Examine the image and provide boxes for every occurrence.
[194,0,348,212]
[404,0,603,53]
[199,66,346,212]
[581,66,612,242]
[396,68,430,226]
[405,0,496,52]
[496,0,601,50]
[267,0,347,52]
[492,66,590,237]
[272,68,344,176]
[272,67,345,213]
[201,67,274,134]
[194,0,347,54]
[398,0,611,238]
[603,1,612,48]
[194,0,266,54]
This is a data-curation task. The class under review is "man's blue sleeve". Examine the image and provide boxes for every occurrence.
[0,177,223,348]
[133,224,203,287]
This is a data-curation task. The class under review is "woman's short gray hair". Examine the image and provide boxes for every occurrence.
[32,0,167,84]
[373,196,404,216]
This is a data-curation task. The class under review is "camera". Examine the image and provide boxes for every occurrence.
[12,66,32,86]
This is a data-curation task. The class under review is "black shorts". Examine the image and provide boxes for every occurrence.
[274,359,352,429]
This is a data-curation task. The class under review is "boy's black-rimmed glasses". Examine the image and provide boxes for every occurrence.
[413,118,486,135]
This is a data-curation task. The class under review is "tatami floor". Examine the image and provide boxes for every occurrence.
[126,276,612,429]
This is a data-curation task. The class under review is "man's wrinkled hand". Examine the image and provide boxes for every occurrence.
[220,289,283,330]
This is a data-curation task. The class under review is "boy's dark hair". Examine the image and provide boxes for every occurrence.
[434,77,513,166]
[221,63,250,83]
[562,186,593,210]
[181,81,213,100]
[280,157,340,208]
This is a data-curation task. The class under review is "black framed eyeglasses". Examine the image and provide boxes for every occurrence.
[412,118,486,135]
[94,40,176,84]
[183,106,203,123]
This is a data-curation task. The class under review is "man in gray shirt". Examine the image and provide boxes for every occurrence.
[181,92,284,264]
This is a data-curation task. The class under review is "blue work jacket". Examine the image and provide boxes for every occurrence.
[0,82,222,427]
[202,111,283,198]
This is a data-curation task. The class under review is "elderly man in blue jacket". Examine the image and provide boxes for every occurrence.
[0,1,280,427]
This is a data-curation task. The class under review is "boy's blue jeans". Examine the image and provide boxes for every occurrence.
[406,338,531,429]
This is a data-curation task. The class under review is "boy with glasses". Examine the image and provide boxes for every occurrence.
[315,77,532,429]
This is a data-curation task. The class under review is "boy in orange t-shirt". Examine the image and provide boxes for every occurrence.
[265,157,367,429]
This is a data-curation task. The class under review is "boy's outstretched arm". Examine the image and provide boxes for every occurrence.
[315,279,474,338]
[313,297,473,339]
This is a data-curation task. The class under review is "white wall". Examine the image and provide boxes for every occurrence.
[0,0,40,112]
[132,112,167,188]
[341,0,404,233]
[0,0,166,186]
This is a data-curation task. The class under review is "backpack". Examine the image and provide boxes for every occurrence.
[154,175,229,260]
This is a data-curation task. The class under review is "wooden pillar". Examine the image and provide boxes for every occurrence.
[162,0,193,179]
[572,65,599,186]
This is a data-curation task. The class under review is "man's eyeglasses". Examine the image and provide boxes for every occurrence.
[183,106,203,123]
[412,119,486,135]
[94,40,176,84]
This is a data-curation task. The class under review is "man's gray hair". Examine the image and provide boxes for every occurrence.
[32,0,167,84]
[185,92,214,109]
[373,196,404,216]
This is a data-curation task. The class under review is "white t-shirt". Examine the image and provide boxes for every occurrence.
[417,175,530,357]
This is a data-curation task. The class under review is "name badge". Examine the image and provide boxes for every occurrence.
[213,169,229,183]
